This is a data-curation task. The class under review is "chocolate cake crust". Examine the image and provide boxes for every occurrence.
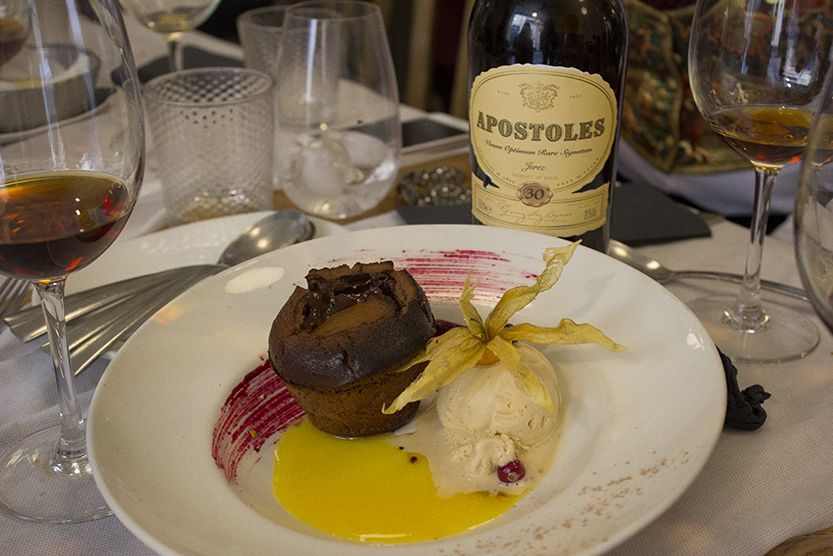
[268,261,436,391]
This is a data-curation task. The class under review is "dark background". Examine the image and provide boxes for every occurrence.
[197,0,467,114]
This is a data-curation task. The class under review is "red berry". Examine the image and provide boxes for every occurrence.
[497,459,525,483]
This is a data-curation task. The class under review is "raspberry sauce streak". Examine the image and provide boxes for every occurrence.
[212,361,304,484]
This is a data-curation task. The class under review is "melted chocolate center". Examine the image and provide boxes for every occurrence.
[301,272,398,332]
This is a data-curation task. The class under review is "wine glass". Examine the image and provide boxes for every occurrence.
[0,0,29,67]
[796,73,833,333]
[0,0,144,523]
[119,0,221,71]
[687,0,831,363]
[274,0,401,220]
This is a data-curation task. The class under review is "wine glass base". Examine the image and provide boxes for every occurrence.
[0,425,112,524]
[688,295,820,363]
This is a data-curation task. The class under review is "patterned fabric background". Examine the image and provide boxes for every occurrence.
[622,0,749,175]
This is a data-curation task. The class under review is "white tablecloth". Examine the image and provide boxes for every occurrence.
[4,16,833,556]
[4,205,832,556]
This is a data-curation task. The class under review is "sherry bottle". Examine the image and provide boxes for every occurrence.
[468,0,628,252]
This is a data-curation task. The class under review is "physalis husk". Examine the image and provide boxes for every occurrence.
[383,242,626,415]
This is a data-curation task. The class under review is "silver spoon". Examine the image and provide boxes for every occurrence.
[608,239,808,301]
[5,210,314,371]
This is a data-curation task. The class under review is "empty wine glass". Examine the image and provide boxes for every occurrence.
[275,0,401,220]
[0,0,144,523]
[688,0,831,362]
[796,73,833,333]
[119,0,221,71]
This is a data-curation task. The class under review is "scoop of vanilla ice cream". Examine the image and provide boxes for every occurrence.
[435,343,560,476]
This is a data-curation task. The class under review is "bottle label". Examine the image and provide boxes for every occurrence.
[469,64,617,237]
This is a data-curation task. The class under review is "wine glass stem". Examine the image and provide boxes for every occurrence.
[36,280,89,475]
[727,166,778,330]
[166,32,184,72]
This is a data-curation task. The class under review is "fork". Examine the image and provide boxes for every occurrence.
[0,277,31,320]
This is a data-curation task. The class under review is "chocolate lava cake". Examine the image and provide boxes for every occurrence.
[268,261,435,437]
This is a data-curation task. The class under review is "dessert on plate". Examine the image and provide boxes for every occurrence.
[385,241,625,495]
[268,261,436,437]
[394,342,563,496]
[265,243,626,542]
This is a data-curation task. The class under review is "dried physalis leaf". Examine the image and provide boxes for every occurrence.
[383,242,626,415]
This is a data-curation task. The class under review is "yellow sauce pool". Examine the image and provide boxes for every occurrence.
[273,419,520,543]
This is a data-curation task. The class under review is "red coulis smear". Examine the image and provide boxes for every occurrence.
[212,360,304,484]
[211,249,533,485]
[329,249,538,304]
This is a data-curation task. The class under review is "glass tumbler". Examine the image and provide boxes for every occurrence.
[236,4,292,79]
[144,67,275,225]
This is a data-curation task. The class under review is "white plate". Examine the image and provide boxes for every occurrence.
[88,225,726,556]
[68,211,347,294]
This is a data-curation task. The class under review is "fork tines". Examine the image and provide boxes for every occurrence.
[0,277,31,319]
